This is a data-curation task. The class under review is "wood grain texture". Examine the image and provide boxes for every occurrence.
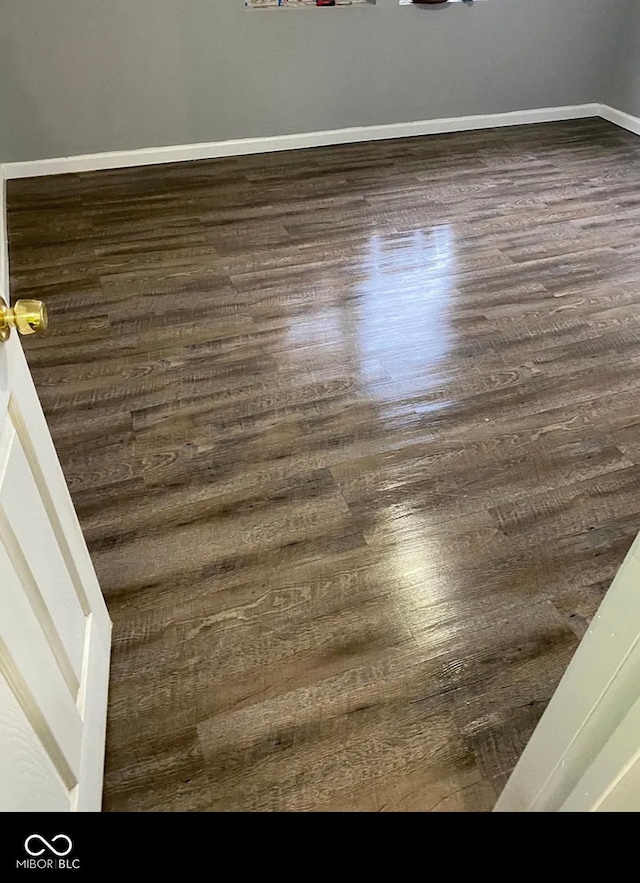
[7,118,640,812]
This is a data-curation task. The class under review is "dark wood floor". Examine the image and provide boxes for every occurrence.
[8,118,640,812]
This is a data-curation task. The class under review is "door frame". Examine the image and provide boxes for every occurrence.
[495,533,640,811]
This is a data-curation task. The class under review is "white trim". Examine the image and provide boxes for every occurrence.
[599,104,640,138]
[0,166,8,301]
[2,103,602,180]
[72,617,111,812]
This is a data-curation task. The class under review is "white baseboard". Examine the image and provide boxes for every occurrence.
[599,104,640,138]
[1,103,602,180]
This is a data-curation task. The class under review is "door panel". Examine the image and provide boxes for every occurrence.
[0,674,71,812]
[0,539,83,780]
[9,350,110,632]
[0,331,111,812]
[2,426,87,681]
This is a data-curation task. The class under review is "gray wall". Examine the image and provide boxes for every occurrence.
[0,0,628,164]
[608,0,640,118]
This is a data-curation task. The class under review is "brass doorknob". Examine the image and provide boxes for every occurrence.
[0,297,48,341]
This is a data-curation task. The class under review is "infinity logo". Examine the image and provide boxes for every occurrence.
[24,834,73,857]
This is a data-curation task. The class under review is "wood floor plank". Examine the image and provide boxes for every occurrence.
[8,117,640,812]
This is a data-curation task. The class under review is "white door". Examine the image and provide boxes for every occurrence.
[0,297,112,812]
[495,533,640,812]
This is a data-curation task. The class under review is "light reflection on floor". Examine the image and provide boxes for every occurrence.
[355,227,457,418]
